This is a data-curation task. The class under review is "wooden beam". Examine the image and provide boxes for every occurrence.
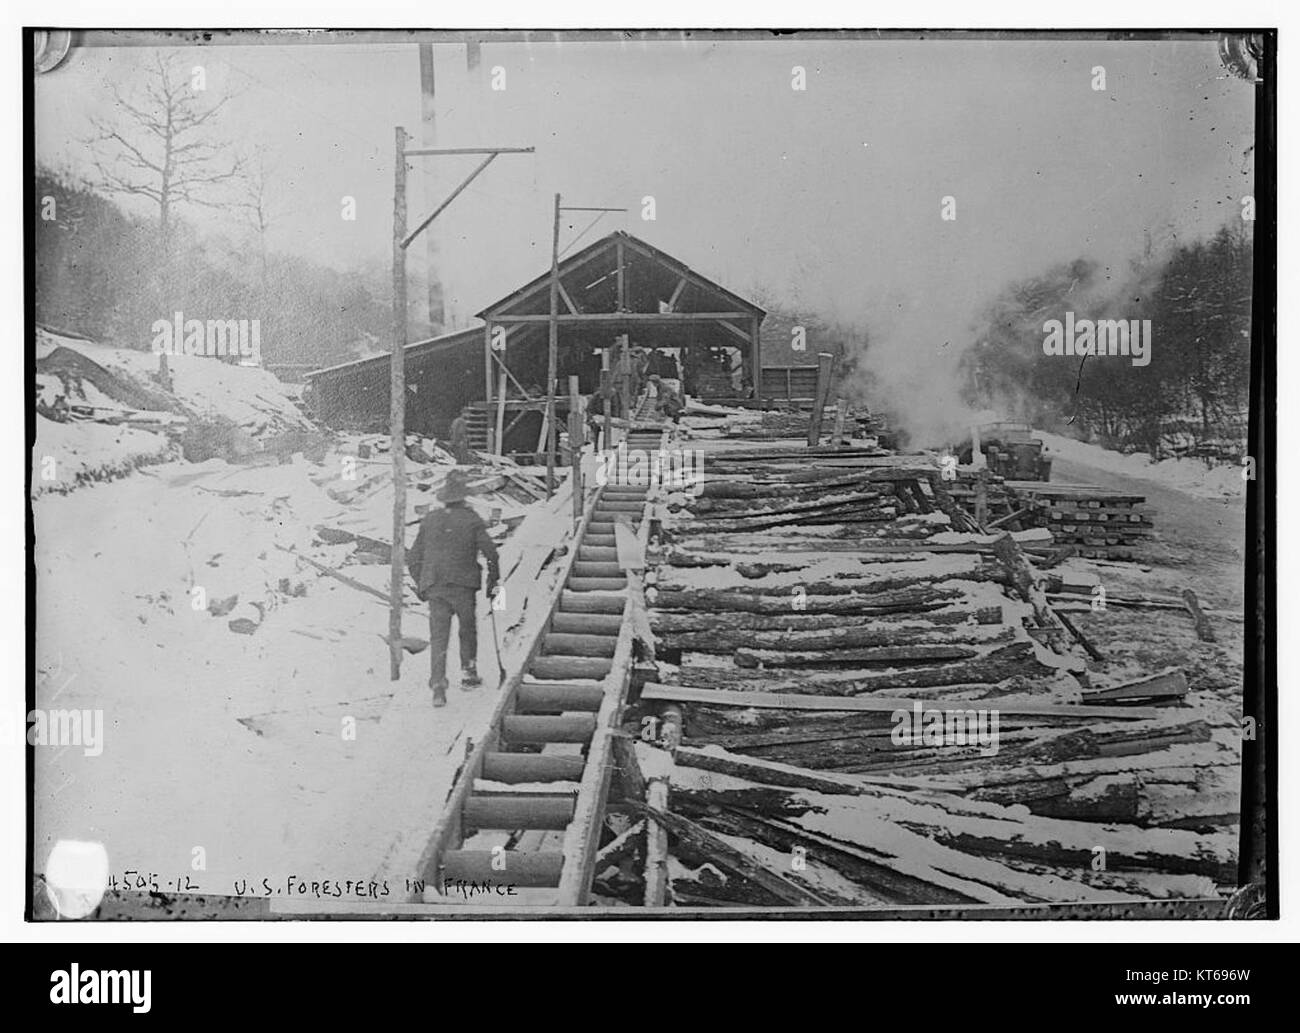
[666,277,688,312]
[617,234,762,320]
[807,352,834,446]
[716,318,751,343]
[480,237,619,322]
[628,800,832,907]
[639,683,1160,721]
[616,239,626,310]
[642,777,670,906]
[557,280,580,315]
[490,312,756,323]
[1082,668,1188,703]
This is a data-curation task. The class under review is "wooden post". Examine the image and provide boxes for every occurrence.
[643,777,669,907]
[750,314,762,402]
[618,335,632,418]
[569,374,582,524]
[807,351,834,447]
[832,398,847,449]
[974,469,989,528]
[546,192,560,496]
[483,322,494,453]
[599,361,612,452]
[389,126,409,681]
[495,356,508,457]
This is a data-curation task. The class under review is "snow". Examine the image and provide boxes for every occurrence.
[33,422,582,898]
[37,327,312,438]
[32,415,173,496]
[1038,431,1247,500]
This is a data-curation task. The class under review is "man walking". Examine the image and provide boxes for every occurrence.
[407,469,500,707]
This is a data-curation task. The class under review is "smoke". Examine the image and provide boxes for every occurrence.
[838,284,988,450]
[837,240,1175,450]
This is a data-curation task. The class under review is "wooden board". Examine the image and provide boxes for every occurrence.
[640,683,1159,721]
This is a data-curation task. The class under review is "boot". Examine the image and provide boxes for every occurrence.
[430,678,448,708]
[461,662,482,690]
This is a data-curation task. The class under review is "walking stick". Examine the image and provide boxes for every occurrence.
[488,604,507,685]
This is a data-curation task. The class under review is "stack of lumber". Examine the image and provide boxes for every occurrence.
[943,469,1013,516]
[1005,481,1154,559]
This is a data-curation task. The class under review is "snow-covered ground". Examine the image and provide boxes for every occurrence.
[33,448,577,901]
[31,334,579,905]
[32,416,174,496]
[1037,431,1246,500]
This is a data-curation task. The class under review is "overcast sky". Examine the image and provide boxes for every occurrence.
[36,34,1255,339]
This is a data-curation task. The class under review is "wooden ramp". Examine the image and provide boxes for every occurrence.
[414,424,665,906]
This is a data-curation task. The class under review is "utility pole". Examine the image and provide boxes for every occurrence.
[389,127,408,680]
[417,45,444,333]
[388,136,533,680]
[546,192,560,495]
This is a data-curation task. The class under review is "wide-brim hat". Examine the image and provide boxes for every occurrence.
[437,470,473,502]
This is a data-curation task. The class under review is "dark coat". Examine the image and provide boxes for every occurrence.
[408,503,501,599]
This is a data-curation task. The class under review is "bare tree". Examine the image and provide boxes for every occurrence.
[235,156,276,283]
[87,52,245,261]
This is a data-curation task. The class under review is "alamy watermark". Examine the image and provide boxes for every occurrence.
[1043,312,1151,367]
[594,442,705,496]
[151,311,261,363]
[891,702,1000,756]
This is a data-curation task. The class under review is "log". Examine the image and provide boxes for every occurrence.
[674,801,980,904]
[681,507,898,534]
[277,545,392,603]
[991,532,1069,650]
[654,565,997,597]
[1054,608,1105,662]
[651,585,967,616]
[649,606,1003,636]
[595,820,645,869]
[1181,589,1217,642]
[734,643,982,669]
[696,475,867,499]
[677,783,1236,884]
[610,733,647,802]
[682,490,884,517]
[674,745,866,795]
[642,779,670,906]
[658,620,1008,653]
[626,800,832,907]
[677,643,1061,696]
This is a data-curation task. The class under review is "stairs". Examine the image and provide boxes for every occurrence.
[462,405,491,452]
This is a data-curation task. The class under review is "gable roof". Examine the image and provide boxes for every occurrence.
[476,230,765,322]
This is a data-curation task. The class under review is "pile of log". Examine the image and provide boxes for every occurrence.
[622,436,1235,909]
[630,744,1233,908]
[1005,481,1155,559]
